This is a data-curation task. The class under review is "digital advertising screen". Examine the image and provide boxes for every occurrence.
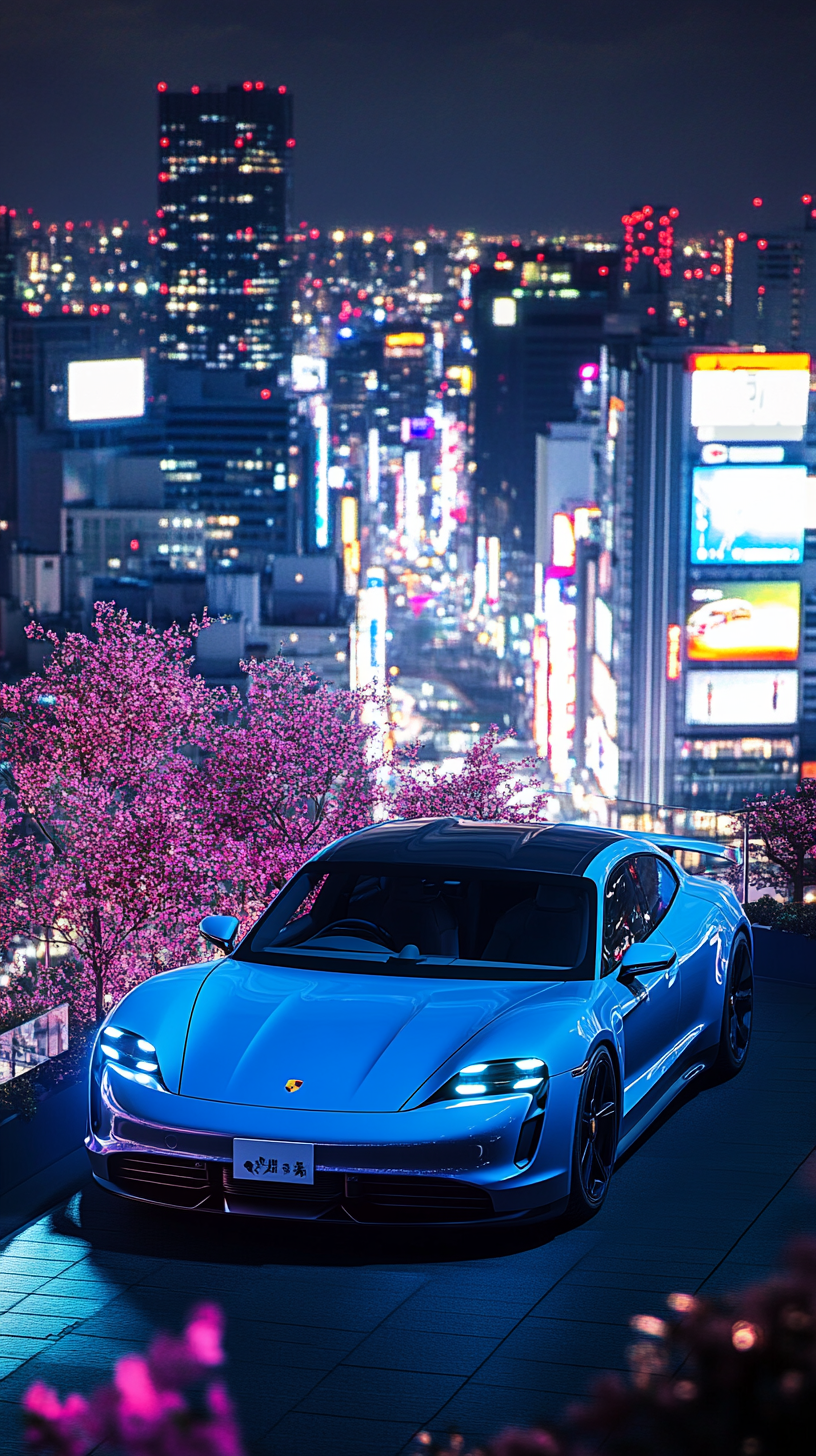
[686,669,798,726]
[384,332,425,358]
[67,358,145,423]
[690,464,807,564]
[687,582,800,662]
[291,355,328,393]
[689,353,810,442]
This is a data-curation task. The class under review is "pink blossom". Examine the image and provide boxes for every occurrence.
[392,726,546,823]
[22,1304,245,1456]
[0,605,554,1038]
[22,1383,95,1456]
[746,780,816,903]
[184,1305,226,1367]
[114,1354,183,1428]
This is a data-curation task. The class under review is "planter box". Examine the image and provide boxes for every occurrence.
[0,1078,89,1242]
[752,925,816,986]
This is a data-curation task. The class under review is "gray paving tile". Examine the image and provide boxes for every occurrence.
[427,1384,569,1442]
[259,1413,419,1456]
[344,1328,500,1375]
[295,1366,463,1422]
[0,1310,85,1339]
[472,1352,628,1393]
[379,1305,520,1339]
[0,1274,53,1296]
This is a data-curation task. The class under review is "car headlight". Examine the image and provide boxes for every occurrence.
[97,1025,166,1092]
[426,1057,548,1106]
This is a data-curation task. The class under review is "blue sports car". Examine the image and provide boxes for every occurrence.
[86,818,753,1226]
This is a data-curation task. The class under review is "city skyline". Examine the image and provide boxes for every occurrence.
[0,0,814,232]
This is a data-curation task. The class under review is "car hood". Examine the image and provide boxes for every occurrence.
[179,957,562,1112]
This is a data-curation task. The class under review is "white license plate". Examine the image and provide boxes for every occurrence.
[233,1139,314,1185]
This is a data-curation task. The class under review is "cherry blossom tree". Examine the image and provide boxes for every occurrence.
[391,725,546,823]
[0,608,556,1029]
[0,604,221,1021]
[197,655,381,927]
[23,1302,243,1456]
[745,781,816,904]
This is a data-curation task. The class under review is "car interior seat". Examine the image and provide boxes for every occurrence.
[379,879,459,956]
[482,883,584,967]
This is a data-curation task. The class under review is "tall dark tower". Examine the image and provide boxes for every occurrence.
[157,81,293,375]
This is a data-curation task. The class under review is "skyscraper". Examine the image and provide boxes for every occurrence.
[732,200,816,356]
[471,244,619,552]
[156,81,293,374]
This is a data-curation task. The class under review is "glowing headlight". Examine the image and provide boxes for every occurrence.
[427,1057,548,1106]
[97,1026,166,1091]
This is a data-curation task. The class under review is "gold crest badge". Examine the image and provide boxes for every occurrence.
[285,1078,303,1093]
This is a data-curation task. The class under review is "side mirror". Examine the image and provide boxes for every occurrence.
[200,914,240,956]
[618,935,677,980]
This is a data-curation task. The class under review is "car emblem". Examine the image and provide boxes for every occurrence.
[285,1079,303,1093]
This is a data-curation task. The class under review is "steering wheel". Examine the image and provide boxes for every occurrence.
[309,918,397,951]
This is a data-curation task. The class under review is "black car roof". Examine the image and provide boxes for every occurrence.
[321,818,622,876]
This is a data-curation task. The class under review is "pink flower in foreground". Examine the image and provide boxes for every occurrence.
[22,1383,94,1456]
[185,1304,226,1367]
[114,1354,183,1430]
[22,1304,244,1456]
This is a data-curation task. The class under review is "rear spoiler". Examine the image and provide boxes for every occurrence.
[631,833,740,864]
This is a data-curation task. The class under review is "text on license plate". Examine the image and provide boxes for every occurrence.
[233,1139,314,1185]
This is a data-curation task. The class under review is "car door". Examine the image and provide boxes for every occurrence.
[672,881,724,1055]
[603,856,680,1121]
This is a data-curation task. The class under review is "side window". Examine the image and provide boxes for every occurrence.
[602,860,648,974]
[632,855,678,933]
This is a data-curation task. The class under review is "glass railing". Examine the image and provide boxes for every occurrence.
[0,1003,70,1086]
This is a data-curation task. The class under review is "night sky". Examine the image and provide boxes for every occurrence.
[0,0,814,236]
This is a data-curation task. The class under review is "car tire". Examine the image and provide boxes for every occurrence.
[566,1046,619,1224]
[710,934,753,1081]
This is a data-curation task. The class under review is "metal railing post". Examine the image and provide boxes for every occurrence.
[742,812,750,907]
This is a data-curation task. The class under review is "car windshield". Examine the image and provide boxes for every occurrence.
[243,862,596,981]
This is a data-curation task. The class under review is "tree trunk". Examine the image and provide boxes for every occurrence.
[792,854,805,905]
[92,907,104,1021]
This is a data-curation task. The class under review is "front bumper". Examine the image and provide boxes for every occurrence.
[86,1066,575,1224]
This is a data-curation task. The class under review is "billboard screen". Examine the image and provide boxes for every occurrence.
[384,332,425,358]
[689,355,810,442]
[690,464,807,564]
[687,582,800,662]
[291,355,327,393]
[686,669,798,726]
[67,358,145,423]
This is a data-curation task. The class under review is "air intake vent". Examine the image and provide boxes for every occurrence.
[345,1174,493,1222]
[108,1153,215,1209]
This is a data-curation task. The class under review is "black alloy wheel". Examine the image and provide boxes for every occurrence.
[567,1046,619,1221]
[712,936,753,1078]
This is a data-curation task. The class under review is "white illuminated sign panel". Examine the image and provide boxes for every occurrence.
[685,669,798,726]
[291,355,328,393]
[367,428,380,504]
[67,358,145,423]
[312,400,329,548]
[403,450,423,550]
[486,536,501,605]
[492,297,517,327]
[594,597,613,664]
[352,569,387,694]
[690,366,810,442]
